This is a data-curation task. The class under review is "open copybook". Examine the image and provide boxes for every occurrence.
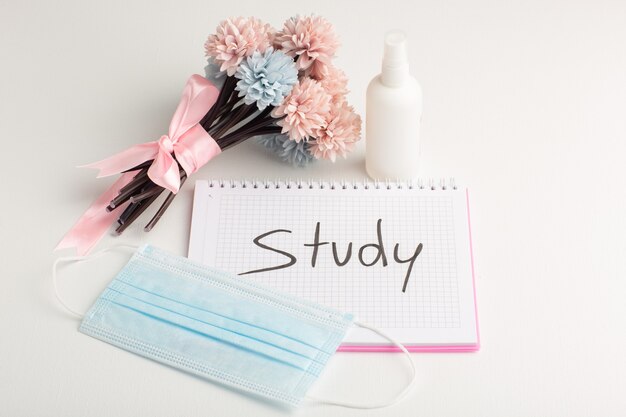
[188,179,479,352]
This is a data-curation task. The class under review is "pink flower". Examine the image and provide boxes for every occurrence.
[272,78,331,142]
[309,102,362,162]
[205,17,274,76]
[274,15,340,80]
[319,65,349,104]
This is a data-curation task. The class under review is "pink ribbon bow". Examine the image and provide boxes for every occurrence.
[56,75,221,255]
[84,74,220,193]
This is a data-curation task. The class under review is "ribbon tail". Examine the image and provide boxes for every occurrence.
[81,142,159,177]
[148,148,181,193]
[54,173,135,255]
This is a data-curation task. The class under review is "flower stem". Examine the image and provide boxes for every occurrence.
[218,103,259,138]
[199,76,237,128]
[115,190,164,234]
[129,184,164,203]
[210,102,251,138]
[110,76,287,235]
[108,175,150,211]
[219,114,280,148]
[220,125,283,151]
[250,125,283,136]
[210,87,241,125]
[117,167,150,194]
[144,174,188,231]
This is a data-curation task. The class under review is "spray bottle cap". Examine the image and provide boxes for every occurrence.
[381,30,409,87]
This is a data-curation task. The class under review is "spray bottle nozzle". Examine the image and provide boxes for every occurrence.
[383,30,408,68]
[381,30,409,87]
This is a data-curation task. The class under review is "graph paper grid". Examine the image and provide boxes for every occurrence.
[193,180,468,332]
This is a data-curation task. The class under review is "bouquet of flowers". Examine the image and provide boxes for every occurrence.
[57,15,361,255]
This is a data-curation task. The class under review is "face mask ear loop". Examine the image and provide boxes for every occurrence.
[306,320,417,409]
[52,244,139,319]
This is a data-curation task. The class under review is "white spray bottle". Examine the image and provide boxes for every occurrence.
[366,30,422,180]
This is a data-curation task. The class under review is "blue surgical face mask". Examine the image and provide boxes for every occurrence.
[53,244,415,409]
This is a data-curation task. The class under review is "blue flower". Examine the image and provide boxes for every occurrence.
[235,48,298,110]
[280,137,315,167]
[257,133,285,151]
[204,57,227,90]
[257,134,314,167]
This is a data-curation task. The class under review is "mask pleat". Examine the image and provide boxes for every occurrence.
[104,294,321,373]
[79,245,354,407]
[119,260,342,352]
[110,279,329,360]
[103,285,328,371]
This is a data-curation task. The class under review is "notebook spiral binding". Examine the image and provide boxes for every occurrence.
[206,178,457,191]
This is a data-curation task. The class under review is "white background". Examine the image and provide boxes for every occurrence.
[1,0,625,416]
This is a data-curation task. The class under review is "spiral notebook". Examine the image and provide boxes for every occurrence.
[188,179,479,352]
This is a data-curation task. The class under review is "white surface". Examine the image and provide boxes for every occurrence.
[1,0,625,416]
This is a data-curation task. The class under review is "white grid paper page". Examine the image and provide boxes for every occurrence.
[189,180,477,346]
